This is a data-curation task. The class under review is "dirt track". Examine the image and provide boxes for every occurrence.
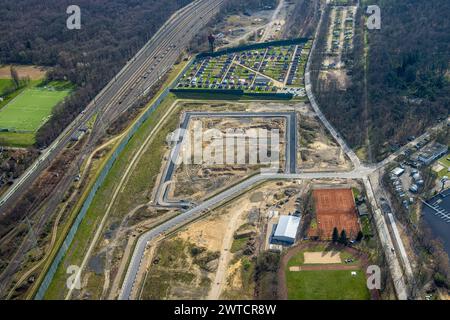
[0,65,47,80]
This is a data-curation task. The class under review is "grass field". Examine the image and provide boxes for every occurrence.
[286,269,370,300]
[437,152,450,177]
[285,249,370,300]
[0,79,14,95]
[0,81,72,146]
[0,85,70,132]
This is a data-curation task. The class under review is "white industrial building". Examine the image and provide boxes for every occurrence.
[391,167,405,177]
[272,215,301,245]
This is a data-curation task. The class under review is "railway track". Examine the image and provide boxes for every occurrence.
[0,0,225,299]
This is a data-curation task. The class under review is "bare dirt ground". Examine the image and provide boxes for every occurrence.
[171,116,287,202]
[217,1,295,47]
[138,178,365,300]
[297,103,351,171]
[303,251,342,264]
[138,197,254,300]
[169,100,351,194]
[207,205,248,299]
[219,13,270,47]
[218,180,313,298]
[0,65,47,80]
[178,208,240,253]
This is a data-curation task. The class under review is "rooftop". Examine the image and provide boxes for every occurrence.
[274,215,301,240]
[418,142,447,160]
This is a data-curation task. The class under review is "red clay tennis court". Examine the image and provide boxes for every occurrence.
[312,188,360,239]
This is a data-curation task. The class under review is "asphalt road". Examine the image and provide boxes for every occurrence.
[119,169,373,300]
[119,1,422,300]
[0,0,226,298]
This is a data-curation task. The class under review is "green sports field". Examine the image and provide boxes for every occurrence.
[0,86,70,132]
[0,82,72,146]
[285,249,370,300]
[286,269,370,300]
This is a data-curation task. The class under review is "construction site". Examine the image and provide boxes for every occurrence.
[136,176,383,300]
[170,115,288,202]
[1,0,441,305]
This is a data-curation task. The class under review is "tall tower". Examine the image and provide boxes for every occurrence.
[208,33,216,53]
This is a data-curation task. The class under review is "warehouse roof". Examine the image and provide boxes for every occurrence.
[392,167,405,176]
[274,215,301,240]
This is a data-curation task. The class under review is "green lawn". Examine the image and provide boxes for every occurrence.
[286,269,370,300]
[437,153,450,177]
[0,81,72,146]
[285,249,370,300]
[0,79,14,95]
[0,132,36,147]
[360,215,373,238]
[0,85,70,132]
[230,237,249,253]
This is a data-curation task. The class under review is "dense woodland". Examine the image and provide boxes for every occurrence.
[0,0,191,147]
[366,0,450,160]
[313,0,450,161]
[283,0,321,39]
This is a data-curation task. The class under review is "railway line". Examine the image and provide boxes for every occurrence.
[119,1,420,301]
[0,0,225,299]
[0,0,224,212]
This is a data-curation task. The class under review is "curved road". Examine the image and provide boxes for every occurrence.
[120,1,420,301]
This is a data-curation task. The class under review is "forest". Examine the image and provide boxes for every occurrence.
[313,0,450,161]
[366,0,450,160]
[0,0,191,147]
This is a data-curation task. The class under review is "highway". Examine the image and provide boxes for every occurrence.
[0,0,225,213]
[0,0,226,299]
